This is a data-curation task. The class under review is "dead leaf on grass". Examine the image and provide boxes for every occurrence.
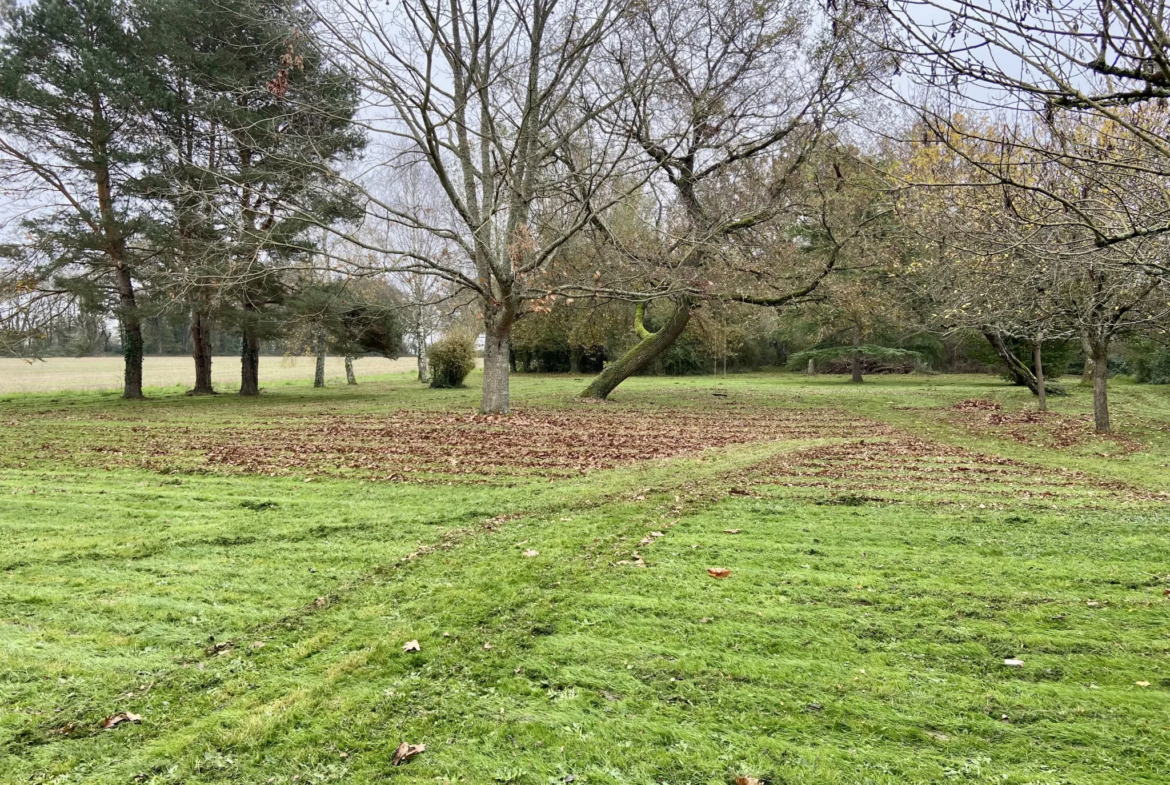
[392,741,426,765]
[1136,681,1151,687]
[735,778,761,785]
[403,640,421,653]
[522,549,539,557]
[707,567,731,579]
[101,712,141,730]
[1003,658,1025,667]
[723,529,741,534]
[483,642,493,650]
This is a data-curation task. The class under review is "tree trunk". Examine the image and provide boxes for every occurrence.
[580,300,692,400]
[314,351,326,388]
[416,332,429,383]
[1033,341,1046,412]
[1081,337,1094,384]
[850,329,863,383]
[982,328,1040,395]
[482,326,512,414]
[115,266,144,399]
[570,346,582,375]
[807,358,816,376]
[345,355,357,385]
[240,323,260,397]
[1090,338,1111,433]
[189,310,215,395]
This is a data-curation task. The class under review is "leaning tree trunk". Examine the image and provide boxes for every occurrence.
[189,310,215,395]
[982,328,1040,396]
[1033,341,1046,412]
[240,322,261,397]
[115,265,145,399]
[580,300,692,400]
[1089,337,1111,433]
[850,329,863,384]
[345,355,357,385]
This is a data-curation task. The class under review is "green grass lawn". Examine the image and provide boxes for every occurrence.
[2,370,1168,784]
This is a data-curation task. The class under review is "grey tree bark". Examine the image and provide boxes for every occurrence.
[482,324,511,415]
[345,355,357,385]
[416,331,428,383]
[1033,341,1046,412]
[1090,338,1111,433]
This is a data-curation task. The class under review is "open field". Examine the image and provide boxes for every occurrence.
[2,371,1169,784]
[0,356,429,394]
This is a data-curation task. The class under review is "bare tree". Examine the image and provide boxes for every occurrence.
[316,0,639,413]
[576,0,888,398]
[881,0,1170,254]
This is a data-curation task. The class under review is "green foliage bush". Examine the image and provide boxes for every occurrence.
[785,345,922,372]
[1129,342,1170,384]
[428,335,476,388]
[968,336,1077,381]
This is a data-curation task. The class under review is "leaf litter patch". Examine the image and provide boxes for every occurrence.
[152,407,894,480]
[944,399,1141,452]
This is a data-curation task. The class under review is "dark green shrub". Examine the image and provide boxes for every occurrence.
[429,335,476,388]
[1129,342,1170,384]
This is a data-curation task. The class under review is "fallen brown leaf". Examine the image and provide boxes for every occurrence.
[101,712,141,730]
[403,640,421,653]
[483,642,493,650]
[707,567,731,579]
[392,741,426,766]
[522,549,539,557]
[736,777,761,785]
[723,529,741,534]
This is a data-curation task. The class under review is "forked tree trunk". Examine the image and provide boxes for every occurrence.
[345,355,357,385]
[580,300,692,400]
[1033,341,1046,412]
[240,323,260,397]
[190,310,215,395]
[850,329,863,383]
[1090,338,1111,433]
[314,351,326,388]
[115,266,145,399]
